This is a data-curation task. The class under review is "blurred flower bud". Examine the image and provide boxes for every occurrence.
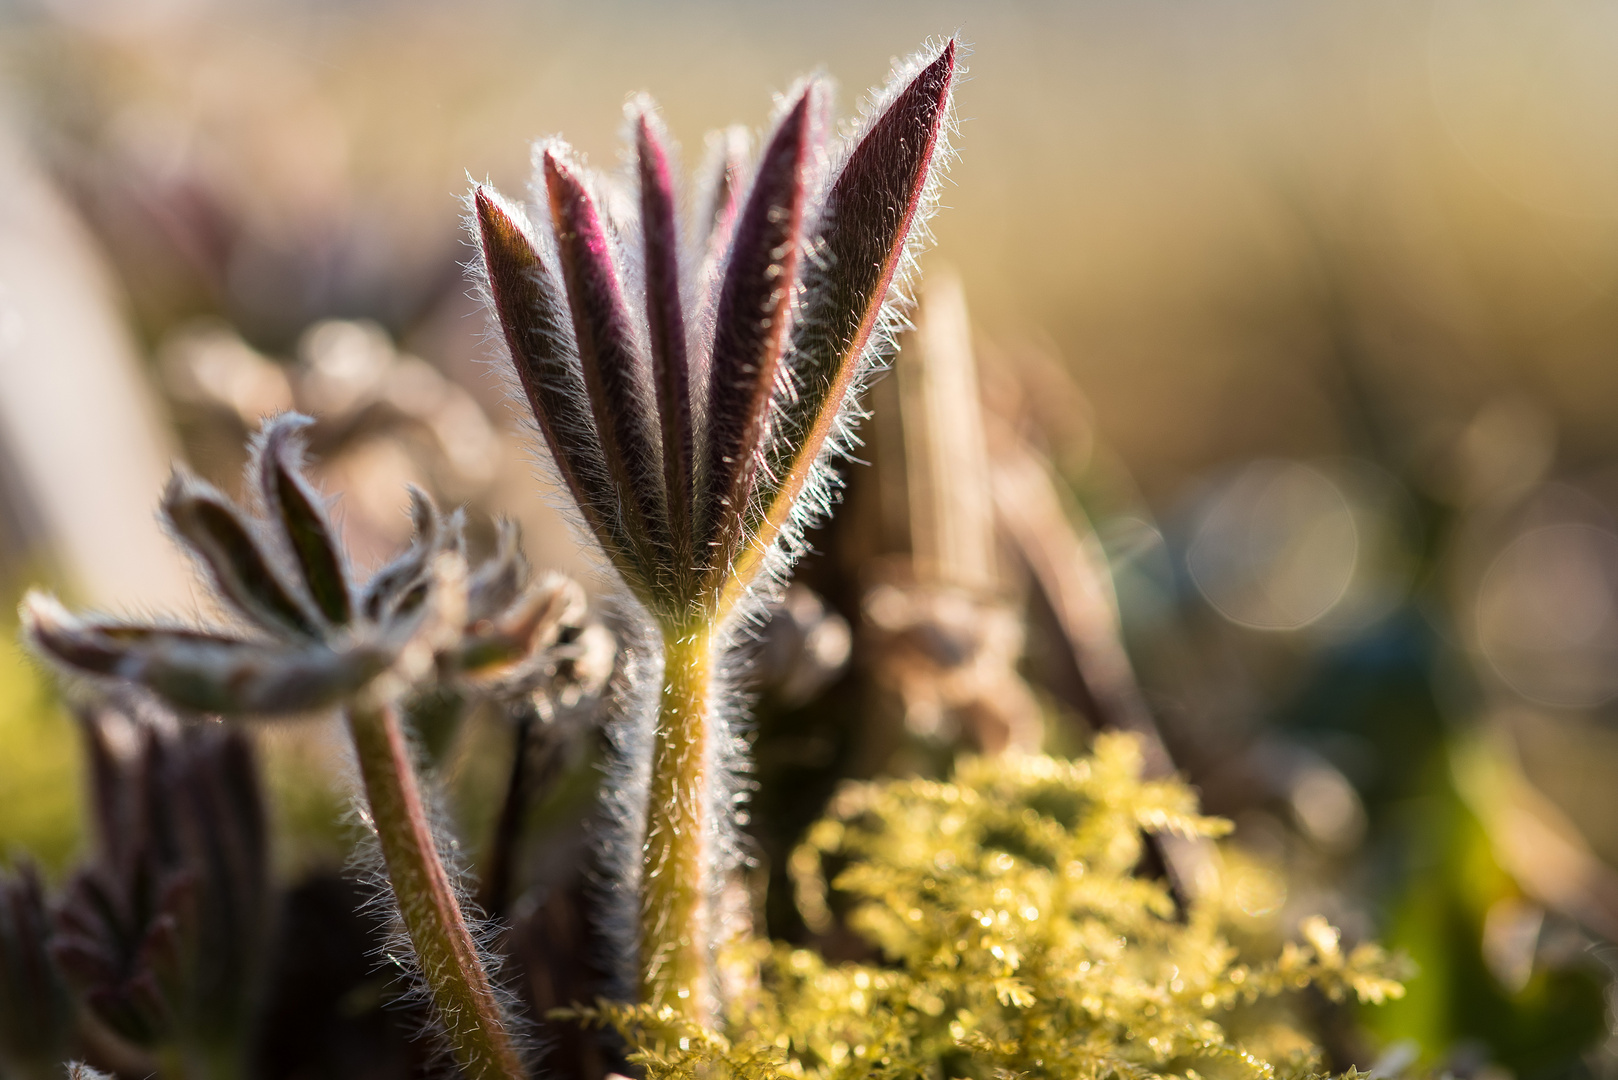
[22,415,452,718]
[50,703,270,1067]
[445,531,612,708]
[863,577,1041,754]
[753,585,851,707]
[0,862,75,1080]
[26,411,610,748]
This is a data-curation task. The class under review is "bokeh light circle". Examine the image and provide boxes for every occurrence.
[1187,461,1359,632]
[1476,522,1618,708]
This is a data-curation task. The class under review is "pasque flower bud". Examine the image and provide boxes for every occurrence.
[473,37,960,1023]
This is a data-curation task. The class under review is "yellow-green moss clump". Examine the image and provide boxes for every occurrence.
[567,734,1406,1080]
[0,630,82,873]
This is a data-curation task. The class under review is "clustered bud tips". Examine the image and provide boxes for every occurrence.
[442,520,610,703]
[51,705,270,1060]
[0,862,74,1075]
[20,413,427,716]
[474,38,959,630]
[23,412,607,719]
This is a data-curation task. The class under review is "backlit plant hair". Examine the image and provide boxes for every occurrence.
[473,38,959,1023]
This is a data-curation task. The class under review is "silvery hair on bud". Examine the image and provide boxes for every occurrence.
[468,36,960,994]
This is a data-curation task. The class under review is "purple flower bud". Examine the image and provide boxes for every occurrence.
[473,188,621,559]
[634,103,697,577]
[0,863,74,1076]
[51,706,270,1060]
[467,37,960,1022]
[759,40,960,549]
[474,39,960,628]
[543,147,669,574]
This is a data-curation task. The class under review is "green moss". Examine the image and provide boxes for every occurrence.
[0,641,82,874]
[566,735,1406,1080]
[1366,751,1608,1077]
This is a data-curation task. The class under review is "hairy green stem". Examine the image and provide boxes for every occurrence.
[346,699,526,1080]
[640,626,716,1023]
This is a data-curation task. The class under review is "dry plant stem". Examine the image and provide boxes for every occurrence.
[641,626,715,1023]
[345,698,526,1080]
[989,433,1212,902]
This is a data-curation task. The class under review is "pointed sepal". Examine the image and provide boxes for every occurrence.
[702,84,823,573]
[474,185,627,559]
[633,103,697,580]
[22,593,394,715]
[161,469,322,639]
[256,413,352,627]
[755,41,959,571]
[543,146,669,576]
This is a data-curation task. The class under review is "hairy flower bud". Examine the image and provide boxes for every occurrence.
[50,704,270,1064]
[472,37,960,1023]
[0,862,74,1080]
[474,39,959,630]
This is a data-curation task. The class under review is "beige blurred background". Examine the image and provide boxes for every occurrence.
[8,0,1618,522]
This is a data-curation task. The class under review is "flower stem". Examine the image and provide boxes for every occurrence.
[346,699,526,1080]
[640,626,715,1023]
